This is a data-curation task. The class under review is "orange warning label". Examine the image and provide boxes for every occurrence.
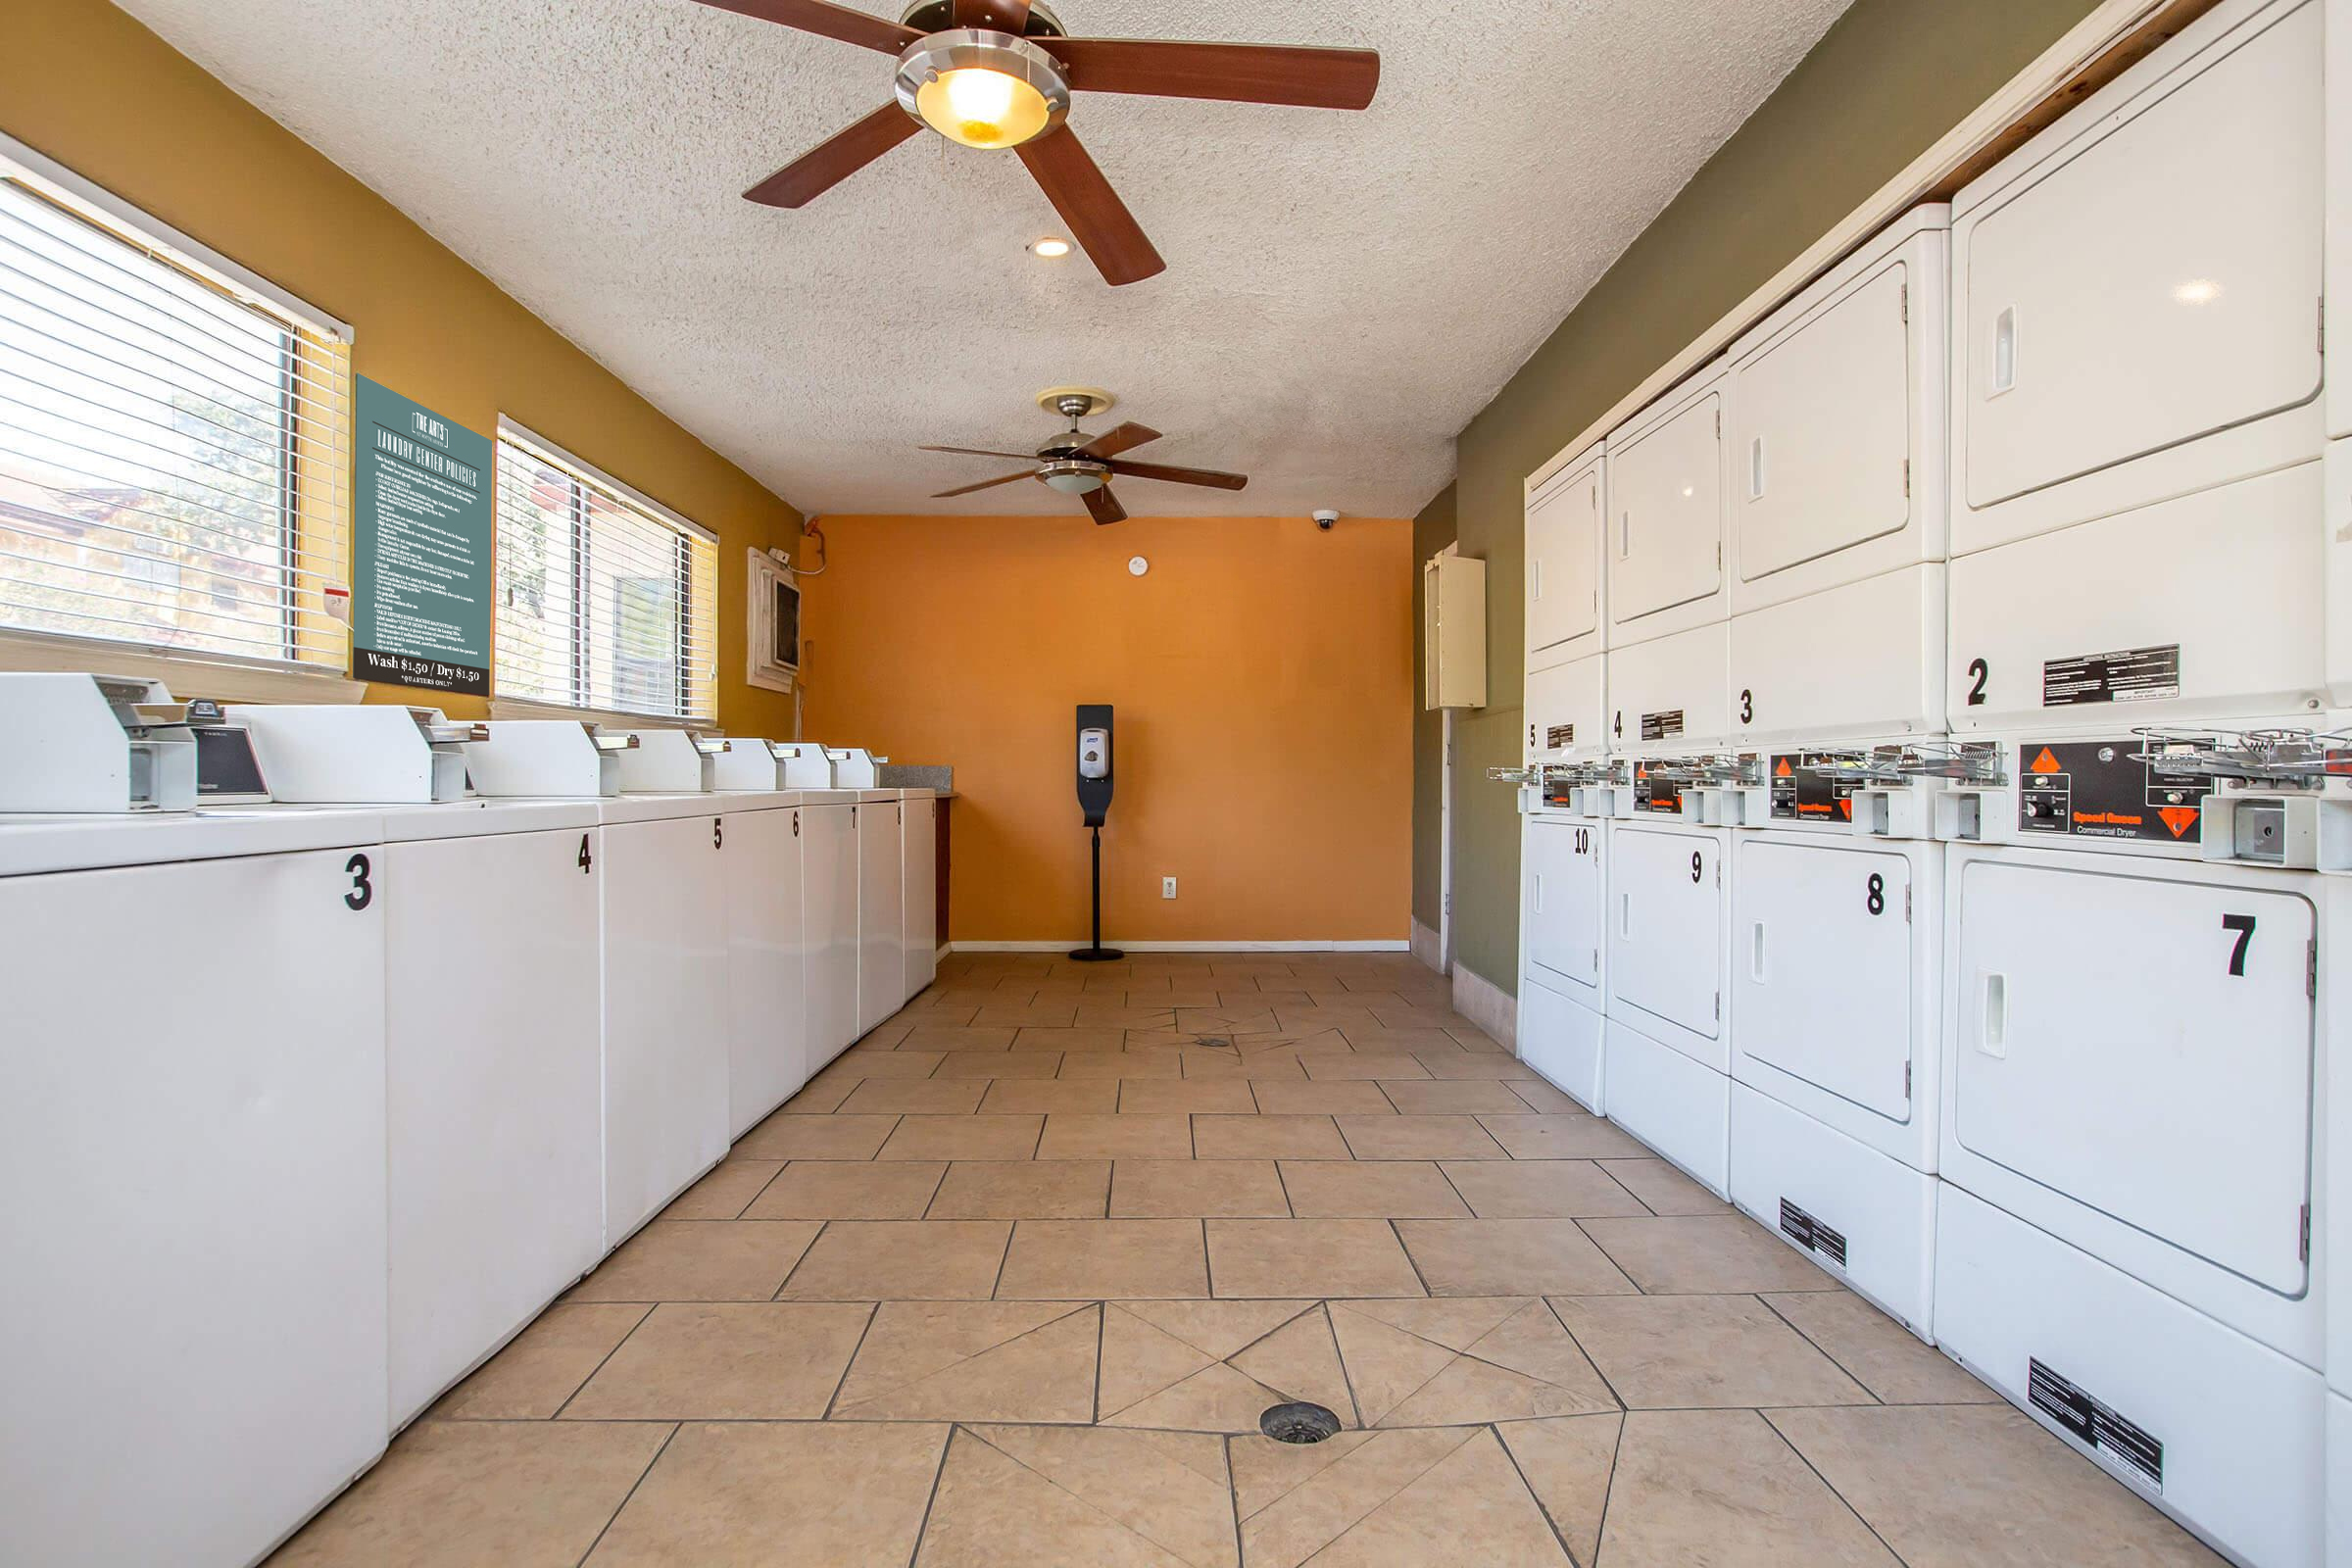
[2029,748,2062,774]
[1775,758,1793,777]
[2158,807,2200,839]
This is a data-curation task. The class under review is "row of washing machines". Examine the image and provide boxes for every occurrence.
[0,673,939,1568]
[1505,1,2351,1562]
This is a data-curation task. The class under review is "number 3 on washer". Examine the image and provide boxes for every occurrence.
[343,853,372,911]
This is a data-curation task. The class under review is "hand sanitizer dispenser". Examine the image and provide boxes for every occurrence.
[1071,704,1119,960]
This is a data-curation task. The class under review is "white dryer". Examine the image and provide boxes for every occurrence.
[1935,842,2329,1566]
[902,789,940,1002]
[1604,362,1729,648]
[0,808,390,1568]
[1526,446,1607,667]
[1727,758,1943,1335]
[1947,0,2328,737]
[798,788,860,1075]
[1602,764,1734,1195]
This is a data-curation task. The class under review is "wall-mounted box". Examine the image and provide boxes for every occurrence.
[1423,550,1488,710]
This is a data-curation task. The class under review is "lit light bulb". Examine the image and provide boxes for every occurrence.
[2174,277,2222,305]
[1031,236,1072,259]
[916,67,1050,149]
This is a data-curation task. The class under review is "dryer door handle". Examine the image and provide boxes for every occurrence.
[1979,971,2008,1058]
[1750,921,1766,982]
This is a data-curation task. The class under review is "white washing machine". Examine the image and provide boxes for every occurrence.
[1727,761,1943,1334]
[374,798,604,1429]
[798,790,860,1075]
[1604,361,1729,648]
[596,786,730,1250]
[714,785,807,1140]
[0,808,391,1568]
[1602,766,1734,1195]
[1935,841,2329,1566]
[1526,445,1607,668]
[856,789,906,1037]
[1725,203,1948,614]
[902,789,940,1001]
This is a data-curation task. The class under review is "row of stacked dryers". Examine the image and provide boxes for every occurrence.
[1502,1,2350,1562]
[0,690,938,1568]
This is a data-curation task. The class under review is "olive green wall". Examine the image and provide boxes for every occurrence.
[1436,0,2102,992]
[1410,483,1456,936]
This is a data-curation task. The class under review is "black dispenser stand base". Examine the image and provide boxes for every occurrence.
[1068,823,1123,961]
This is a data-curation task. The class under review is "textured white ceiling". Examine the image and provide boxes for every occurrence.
[116,0,1849,518]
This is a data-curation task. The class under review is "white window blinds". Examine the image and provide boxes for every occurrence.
[493,420,718,723]
[0,160,352,674]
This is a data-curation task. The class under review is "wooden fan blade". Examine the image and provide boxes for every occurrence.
[745,103,920,208]
[686,0,920,54]
[1014,128,1165,286]
[1042,38,1380,110]
[953,0,1032,30]
[1102,458,1249,491]
[933,470,1039,498]
[920,444,1047,461]
[1084,485,1127,525]
[1076,421,1160,460]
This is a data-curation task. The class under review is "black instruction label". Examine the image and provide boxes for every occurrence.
[2043,644,2180,708]
[1778,1199,1848,1268]
[2029,1358,2163,1493]
[1629,765,1684,814]
[1545,724,1575,749]
[1640,710,1684,743]
[1769,752,1861,825]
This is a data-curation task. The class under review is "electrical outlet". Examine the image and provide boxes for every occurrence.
[1161,876,1178,900]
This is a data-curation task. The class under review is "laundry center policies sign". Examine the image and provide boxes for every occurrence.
[352,376,492,694]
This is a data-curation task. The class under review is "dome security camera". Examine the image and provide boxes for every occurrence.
[1313,509,1339,531]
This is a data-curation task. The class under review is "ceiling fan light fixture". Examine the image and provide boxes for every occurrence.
[1040,460,1107,495]
[896,30,1069,150]
[1030,236,1071,258]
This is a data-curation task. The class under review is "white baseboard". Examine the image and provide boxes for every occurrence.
[1409,919,1444,974]
[947,938,1412,954]
[1450,960,1517,1052]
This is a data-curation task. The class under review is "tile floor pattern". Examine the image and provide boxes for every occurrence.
[272,952,2222,1567]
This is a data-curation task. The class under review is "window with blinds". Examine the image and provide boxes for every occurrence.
[493,421,718,723]
[0,159,352,675]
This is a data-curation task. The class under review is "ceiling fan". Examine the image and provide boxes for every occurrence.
[688,0,1380,285]
[923,388,1247,523]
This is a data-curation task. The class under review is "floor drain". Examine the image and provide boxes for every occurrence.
[1259,1401,1341,1445]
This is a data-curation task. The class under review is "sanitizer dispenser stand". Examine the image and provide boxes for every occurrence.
[1071,704,1121,961]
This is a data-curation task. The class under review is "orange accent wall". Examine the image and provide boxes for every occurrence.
[800,514,1413,945]
[3,0,802,730]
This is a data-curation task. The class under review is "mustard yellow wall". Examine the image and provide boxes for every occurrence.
[3,0,804,729]
[801,514,1413,944]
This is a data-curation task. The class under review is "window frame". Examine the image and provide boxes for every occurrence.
[490,415,719,730]
[0,130,362,703]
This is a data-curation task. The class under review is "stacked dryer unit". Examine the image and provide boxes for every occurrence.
[1595,360,1739,1195]
[776,742,859,1079]
[1927,1,2332,1561]
[1517,443,1613,1112]
[708,738,809,1140]
[1717,204,1953,1339]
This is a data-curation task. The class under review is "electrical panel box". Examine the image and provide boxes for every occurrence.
[1526,449,1606,665]
[1606,365,1729,644]
[1727,205,1948,612]
[1729,564,1945,745]
[1606,620,1728,751]
[1949,0,2323,556]
[1423,551,1488,710]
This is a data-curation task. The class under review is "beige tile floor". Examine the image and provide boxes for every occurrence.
[272,952,2222,1567]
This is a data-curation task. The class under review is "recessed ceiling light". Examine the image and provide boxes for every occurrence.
[1031,236,1072,259]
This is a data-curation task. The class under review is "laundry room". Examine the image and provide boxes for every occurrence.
[0,1,2342,1565]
